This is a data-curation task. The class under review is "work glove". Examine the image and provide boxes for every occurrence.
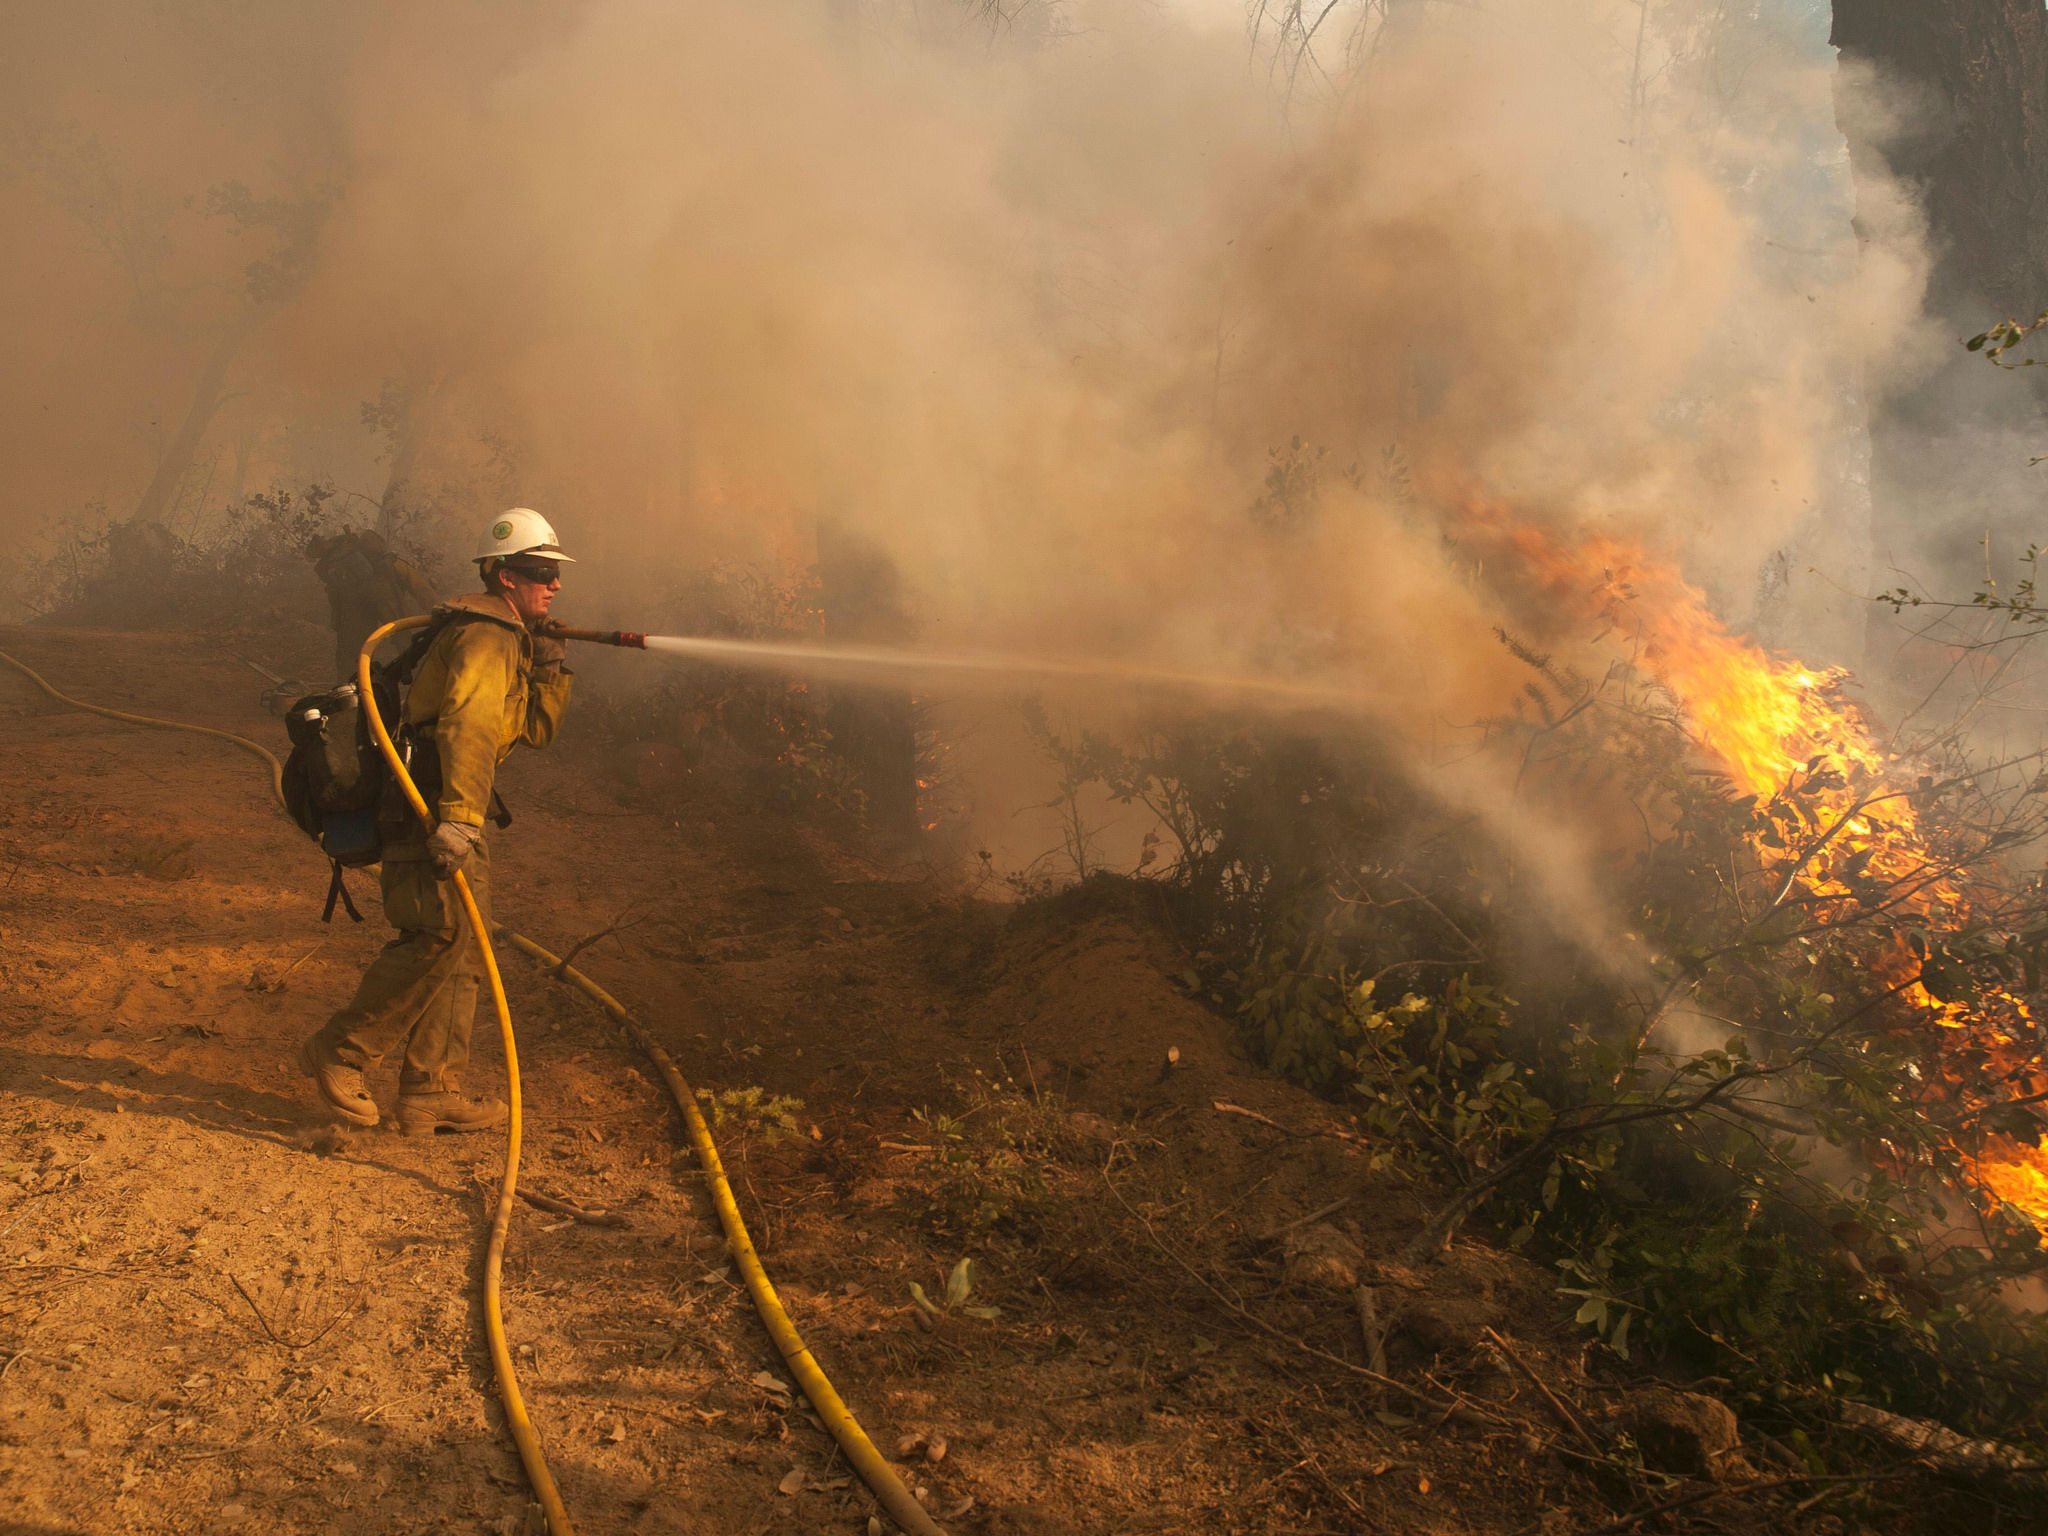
[529,629,569,683]
[426,820,483,880]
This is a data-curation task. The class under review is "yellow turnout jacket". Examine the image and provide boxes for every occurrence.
[401,593,573,829]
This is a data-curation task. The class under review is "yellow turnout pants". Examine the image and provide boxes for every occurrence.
[314,834,490,1094]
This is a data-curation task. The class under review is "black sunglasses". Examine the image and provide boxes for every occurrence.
[503,562,561,585]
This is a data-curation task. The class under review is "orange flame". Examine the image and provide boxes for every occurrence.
[1483,514,2048,1224]
[1974,1138,2048,1219]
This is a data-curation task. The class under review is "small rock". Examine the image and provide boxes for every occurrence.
[897,1433,924,1456]
[1066,1111,1117,1145]
[1393,1300,1489,1356]
[776,1467,806,1495]
[605,1420,626,1444]
[924,1436,948,1464]
[1281,1224,1362,1292]
[1623,1387,1749,1480]
[868,1519,883,1536]
[849,1177,896,1208]
[219,1504,248,1523]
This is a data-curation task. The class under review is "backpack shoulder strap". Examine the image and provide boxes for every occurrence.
[379,597,522,689]
[381,618,446,690]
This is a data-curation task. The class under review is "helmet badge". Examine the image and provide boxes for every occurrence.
[491,519,514,541]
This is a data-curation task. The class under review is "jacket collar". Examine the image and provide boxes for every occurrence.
[434,592,528,632]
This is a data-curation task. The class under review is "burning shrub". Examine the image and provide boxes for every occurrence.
[1026,565,2048,1445]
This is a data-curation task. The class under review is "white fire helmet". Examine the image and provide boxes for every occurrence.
[473,508,576,567]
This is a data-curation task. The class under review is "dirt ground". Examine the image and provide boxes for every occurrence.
[0,624,1977,1536]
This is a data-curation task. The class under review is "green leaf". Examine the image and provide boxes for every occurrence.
[960,1305,1002,1321]
[1788,1428,1826,1474]
[908,1282,941,1317]
[945,1258,976,1308]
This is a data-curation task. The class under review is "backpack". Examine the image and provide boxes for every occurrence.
[281,616,458,922]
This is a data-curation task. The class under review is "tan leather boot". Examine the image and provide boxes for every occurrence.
[396,1091,508,1137]
[298,1034,379,1128]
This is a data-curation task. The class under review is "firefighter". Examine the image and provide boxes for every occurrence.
[298,509,575,1134]
[307,527,441,679]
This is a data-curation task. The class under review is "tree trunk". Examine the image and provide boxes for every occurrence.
[126,304,264,529]
[1832,0,2048,316]
[1830,2,2048,693]
[374,374,441,541]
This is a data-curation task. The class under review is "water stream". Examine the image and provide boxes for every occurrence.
[637,632,1377,715]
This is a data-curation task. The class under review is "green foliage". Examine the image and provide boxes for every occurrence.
[909,1257,1003,1322]
[1341,978,1553,1180]
[696,1085,806,1144]
[1966,308,2048,369]
[907,1086,1053,1239]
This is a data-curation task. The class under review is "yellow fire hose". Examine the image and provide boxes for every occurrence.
[353,616,574,1536]
[492,928,948,1536]
[0,636,946,1536]
[0,646,287,804]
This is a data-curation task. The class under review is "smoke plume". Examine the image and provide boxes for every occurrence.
[1,0,1934,931]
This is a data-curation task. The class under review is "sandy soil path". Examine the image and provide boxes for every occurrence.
[0,624,1584,1536]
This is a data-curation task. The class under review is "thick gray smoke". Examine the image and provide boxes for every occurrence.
[1,0,1938,923]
